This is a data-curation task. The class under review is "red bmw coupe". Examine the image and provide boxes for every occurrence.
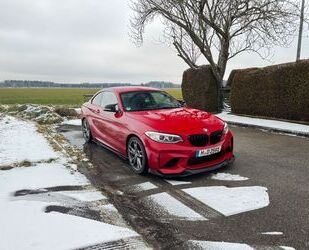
[81,87,234,177]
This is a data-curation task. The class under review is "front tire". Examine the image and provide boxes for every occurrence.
[127,137,148,175]
[82,119,92,143]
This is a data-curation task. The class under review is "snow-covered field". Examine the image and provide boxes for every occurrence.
[0,115,147,250]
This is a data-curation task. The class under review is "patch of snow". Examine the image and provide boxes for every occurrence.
[211,173,249,181]
[0,162,139,250]
[0,163,89,192]
[148,192,206,221]
[99,204,118,212]
[280,247,296,250]
[261,232,283,235]
[189,240,254,250]
[62,119,82,126]
[183,186,269,216]
[57,190,107,202]
[0,200,138,250]
[74,108,82,115]
[216,112,309,136]
[131,182,158,191]
[165,180,192,186]
[0,116,58,166]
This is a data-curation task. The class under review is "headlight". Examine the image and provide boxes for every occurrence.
[223,122,229,134]
[145,131,183,144]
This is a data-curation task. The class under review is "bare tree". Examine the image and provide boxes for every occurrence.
[130,0,301,109]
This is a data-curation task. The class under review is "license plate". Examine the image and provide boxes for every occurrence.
[196,146,222,157]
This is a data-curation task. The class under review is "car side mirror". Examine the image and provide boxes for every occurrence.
[177,100,186,107]
[104,104,119,112]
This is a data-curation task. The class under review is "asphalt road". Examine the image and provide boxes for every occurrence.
[60,125,309,250]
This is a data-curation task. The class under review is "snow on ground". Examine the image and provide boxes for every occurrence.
[74,108,82,115]
[0,115,146,250]
[261,232,283,235]
[131,182,158,191]
[0,163,139,250]
[0,116,58,166]
[216,112,309,136]
[280,247,296,250]
[211,173,249,181]
[189,240,295,250]
[183,186,269,216]
[0,200,138,250]
[57,190,107,202]
[62,119,82,126]
[0,163,88,191]
[165,180,192,186]
[147,192,206,221]
[189,240,254,250]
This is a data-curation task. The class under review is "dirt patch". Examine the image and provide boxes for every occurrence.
[54,107,78,118]
[0,158,58,171]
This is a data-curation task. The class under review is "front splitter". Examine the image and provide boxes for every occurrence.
[149,156,235,178]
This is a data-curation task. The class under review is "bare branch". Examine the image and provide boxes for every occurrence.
[130,0,301,85]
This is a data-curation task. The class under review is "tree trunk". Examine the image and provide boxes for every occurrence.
[215,79,224,113]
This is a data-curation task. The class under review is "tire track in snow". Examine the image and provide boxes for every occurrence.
[150,179,224,219]
[77,236,150,250]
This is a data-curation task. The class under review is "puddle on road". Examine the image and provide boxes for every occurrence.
[61,130,84,150]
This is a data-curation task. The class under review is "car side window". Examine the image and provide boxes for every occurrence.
[100,92,118,109]
[92,93,102,106]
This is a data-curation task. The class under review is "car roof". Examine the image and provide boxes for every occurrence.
[101,86,161,94]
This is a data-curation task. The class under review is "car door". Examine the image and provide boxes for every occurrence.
[87,92,105,141]
[99,91,127,153]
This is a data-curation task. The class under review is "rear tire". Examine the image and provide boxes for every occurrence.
[82,119,92,143]
[127,137,148,175]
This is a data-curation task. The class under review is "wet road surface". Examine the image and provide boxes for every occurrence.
[60,125,309,250]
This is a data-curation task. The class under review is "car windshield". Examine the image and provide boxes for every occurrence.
[120,91,182,112]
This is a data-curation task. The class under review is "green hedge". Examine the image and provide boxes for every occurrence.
[181,65,219,112]
[230,60,309,122]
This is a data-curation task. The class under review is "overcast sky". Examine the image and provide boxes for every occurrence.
[0,0,308,84]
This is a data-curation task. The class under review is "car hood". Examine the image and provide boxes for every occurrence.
[126,108,224,134]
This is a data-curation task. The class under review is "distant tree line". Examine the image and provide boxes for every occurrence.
[0,80,179,89]
[142,81,180,88]
[0,80,133,89]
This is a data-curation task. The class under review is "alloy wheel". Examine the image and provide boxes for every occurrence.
[82,119,91,142]
[128,138,146,173]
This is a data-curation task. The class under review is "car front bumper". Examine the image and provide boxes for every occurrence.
[143,131,234,177]
[149,156,235,177]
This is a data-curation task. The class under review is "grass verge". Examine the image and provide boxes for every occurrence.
[0,88,183,106]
